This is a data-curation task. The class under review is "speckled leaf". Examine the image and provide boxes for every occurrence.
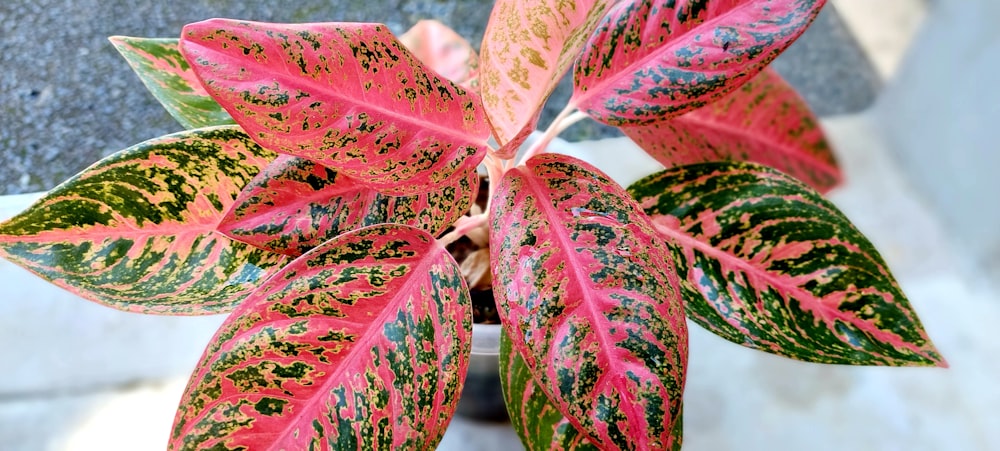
[628,161,946,366]
[219,154,477,256]
[180,19,490,195]
[169,224,472,450]
[399,20,479,90]
[479,0,613,156]
[0,126,286,314]
[572,0,826,126]
[490,153,687,450]
[109,36,235,129]
[500,333,683,451]
[623,68,841,192]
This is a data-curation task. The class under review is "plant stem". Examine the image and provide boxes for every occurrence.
[438,212,488,247]
[518,102,581,165]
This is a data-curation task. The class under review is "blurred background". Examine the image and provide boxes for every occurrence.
[1,0,997,449]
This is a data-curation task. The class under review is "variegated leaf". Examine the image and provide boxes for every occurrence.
[628,161,946,366]
[623,67,842,193]
[399,19,479,90]
[169,224,472,450]
[479,0,613,156]
[491,153,687,450]
[500,333,683,451]
[219,154,477,256]
[0,126,286,314]
[572,0,826,126]
[109,36,235,129]
[180,19,489,195]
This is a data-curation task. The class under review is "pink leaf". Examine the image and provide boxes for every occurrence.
[490,153,687,450]
[219,155,477,256]
[479,0,614,156]
[572,0,826,125]
[623,68,842,192]
[169,224,472,449]
[399,19,480,90]
[180,19,490,195]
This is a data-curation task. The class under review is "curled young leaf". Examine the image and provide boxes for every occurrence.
[109,36,234,129]
[0,126,286,315]
[180,19,490,195]
[572,0,826,126]
[479,0,613,156]
[623,68,842,193]
[491,153,686,450]
[219,155,477,256]
[169,224,472,450]
[628,161,946,367]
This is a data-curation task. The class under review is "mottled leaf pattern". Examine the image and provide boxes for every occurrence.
[169,224,472,450]
[501,333,683,451]
[480,0,613,156]
[491,153,687,450]
[0,126,286,314]
[180,19,489,195]
[109,37,235,129]
[399,19,480,90]
[623,67,841,192]
[501,332,600,451]
[573,0,826,125]
[628,161,945,366]
[219,155,477,256]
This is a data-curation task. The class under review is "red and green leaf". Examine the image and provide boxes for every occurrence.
[623,67,841,193]
[572,0,826,126]
[180,19,490,195]
[479,0,613,156]
[0,126,286,314]
[109,36,235,129]
[501,333,683,451]
[399,19,480,90]
[490,153,687,450]
[169,224,472,450]
[500,332,601,451]
[628,161,946,366]
[219,155,477,256]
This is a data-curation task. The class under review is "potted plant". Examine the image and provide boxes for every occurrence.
[0,0,945,449]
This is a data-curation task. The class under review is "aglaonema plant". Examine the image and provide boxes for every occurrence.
[0,1,946,449]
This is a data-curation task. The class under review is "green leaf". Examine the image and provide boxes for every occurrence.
[109,36,235,129]
[0,126,286,314]
[219,155,477,256]
[491,153,686,450]
[169,224,472,450]
[628,161,946,366]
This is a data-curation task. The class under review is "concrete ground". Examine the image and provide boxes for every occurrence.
[3,1,998,450]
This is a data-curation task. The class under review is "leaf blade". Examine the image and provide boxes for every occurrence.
[572,0,826,126]
[479,0,613,155]
[628,161,945,366]
[0,126,286,314]
[490,153,686,450]
[623,67,842,192]
[168,224,472,450]
[109,36,235,129]
[180,19,490,195]
[218,155,477,256]
[399,19,480,90]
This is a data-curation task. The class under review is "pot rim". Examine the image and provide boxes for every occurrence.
[470,322,501,356]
